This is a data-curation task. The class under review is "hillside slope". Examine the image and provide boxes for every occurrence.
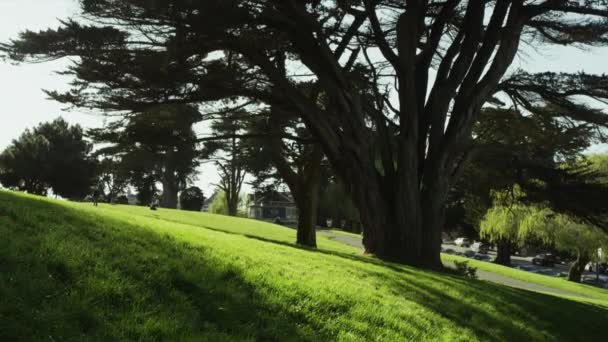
[1,191,607,341]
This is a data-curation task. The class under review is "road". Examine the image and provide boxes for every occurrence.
[318,230,608,295]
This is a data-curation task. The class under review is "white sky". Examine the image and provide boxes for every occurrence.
[1,0,607,194]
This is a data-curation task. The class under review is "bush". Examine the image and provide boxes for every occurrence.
[180,187,205,211]
[115,195,129,205]
[453,261,478,279]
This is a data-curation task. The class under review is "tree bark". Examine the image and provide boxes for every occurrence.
[568,253,590,283]
[495,239,512,266]
[295,187,319,248]
[293,146,322,248]
[345,162,444,270]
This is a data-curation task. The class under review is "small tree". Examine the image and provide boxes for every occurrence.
[520,211,608,283]
[203,114,248,217]
[180,187,205,212]
[480,200,530,266]
[208,191,229,216]
[97,158,129,203]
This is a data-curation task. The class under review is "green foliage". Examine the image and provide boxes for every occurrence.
[453,261,478,280]
[319,182,359,224]
[587,154,608,183]
[481,185,608,265]
[1,190,607,341]
[453,110,608,232]
[442,253,608,304]
[208,191,228,215]
[0,118,96,199]
[208,191,248,217]
[89,104,201,206]
[179,186,205,212]
[97,158,129,203]
[479,188,531,244]
[520,211,608,261]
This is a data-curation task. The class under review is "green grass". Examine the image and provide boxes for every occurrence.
[1,190,607,341]
[325,229,363,238]
[441,254,608,304]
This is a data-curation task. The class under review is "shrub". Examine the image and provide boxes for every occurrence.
[454,261,478,279]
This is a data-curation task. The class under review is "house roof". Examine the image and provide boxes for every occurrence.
[250,191,294,206]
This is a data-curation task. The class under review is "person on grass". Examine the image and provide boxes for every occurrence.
[92,189,100,207]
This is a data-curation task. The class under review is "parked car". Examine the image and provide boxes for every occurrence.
[471,242,490,254]
[463,250,476,258]
[473,254,492,262]
[454,237,471,248]
[532,253,556,267]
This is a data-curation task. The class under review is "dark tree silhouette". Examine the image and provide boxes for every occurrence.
[89,105,201,208]
[0,118,96,199]
[180,186,205,212]
[4,1,608,268]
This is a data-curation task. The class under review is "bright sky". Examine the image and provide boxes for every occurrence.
[0,0,607,194]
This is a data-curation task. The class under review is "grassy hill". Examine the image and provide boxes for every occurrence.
[1,191,607,341]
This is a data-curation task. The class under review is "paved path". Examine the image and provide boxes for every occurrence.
[318,230,593,299]
[318,230,364,249]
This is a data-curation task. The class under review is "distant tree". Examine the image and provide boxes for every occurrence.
[0,131,49,195]
[319,182,361,233]
[519,210,608,283]
[0,118,96,199]
[97,158,129,203]
[89,105,201,208]
[481,185,608,280]
[208,191,229,216]
[180,186,205,212]
[203,114,248,217]
[479,194,530,266]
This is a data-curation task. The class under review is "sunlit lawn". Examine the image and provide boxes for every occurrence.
[1,190,607,341]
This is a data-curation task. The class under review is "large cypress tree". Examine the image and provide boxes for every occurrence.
[4,1,608,268]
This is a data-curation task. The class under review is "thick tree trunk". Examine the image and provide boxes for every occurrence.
[568,253,590,283]
[495,239,512,266]
[352,167,444,270]
[295,189,318,248]
[294,151,322,248]
[161,178,178,209]
[267,97,322,248]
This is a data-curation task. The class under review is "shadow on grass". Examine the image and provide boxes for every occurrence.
[0,194,335,341]
[1,193,607,341]
[175,211,608,340]
[364,266,608,341]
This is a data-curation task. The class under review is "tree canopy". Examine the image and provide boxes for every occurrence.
[3,0,608,268]
[0,118,96,199]
[89,104,202,208]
